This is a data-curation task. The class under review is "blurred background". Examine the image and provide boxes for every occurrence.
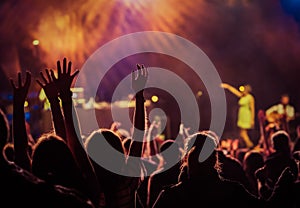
[0,0,300,142]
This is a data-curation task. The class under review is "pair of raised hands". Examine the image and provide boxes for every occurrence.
[10,58,79,104]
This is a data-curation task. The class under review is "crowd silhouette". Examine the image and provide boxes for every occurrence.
[0,57,300,208]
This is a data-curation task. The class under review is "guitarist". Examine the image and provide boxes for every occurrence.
[265,94,295,133]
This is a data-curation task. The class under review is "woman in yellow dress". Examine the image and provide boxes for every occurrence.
[221,83,255,148]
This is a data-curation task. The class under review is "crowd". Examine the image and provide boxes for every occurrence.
[1,58,300,208]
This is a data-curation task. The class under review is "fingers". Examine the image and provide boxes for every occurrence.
[45,69,52,82]
[132,69,136,81]
[67,60,72,75]
[63,57,67,74]
[141,64,145,76]
[24,71,31,89]
[50,69,57,80]
[10,79,16,89]
[36,79,44,87]
[18,72,22,87]
[37,69,54,87]
[142,64,148,77]
[12,71,31,89]
[137,64,142,77]
[71,69,79,80]
[135,64,148,77]
[57,60,62,76]
[40,71,48,84]
[57,57,72,75]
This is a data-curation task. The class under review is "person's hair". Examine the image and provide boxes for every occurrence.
[184,131,218,156]
[85,128,125,155]
[84,128,126,177]
[270,130,291,154]
[242,150,264,174]
[0,108,10,150]
[31,133,83,189]
[3,142,14,162]
[180,131,221,177]
[281,94,289,99]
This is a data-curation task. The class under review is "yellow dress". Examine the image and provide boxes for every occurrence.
[237,94,253,129]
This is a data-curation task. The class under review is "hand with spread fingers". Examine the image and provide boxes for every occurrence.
[36,69,59,101]
[36,68,66,140]
[51,57,79,99]
[10,71,31,105]
[132,64,148,94]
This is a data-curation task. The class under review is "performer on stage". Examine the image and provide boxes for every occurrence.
[221,83,255,148]
[265,94,295,133]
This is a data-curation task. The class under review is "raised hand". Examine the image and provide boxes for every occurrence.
[10,71,31,104]
[147,120,159,136]
[132,64,148,94]
[110,121,122,132]
[51,57,79,98]
[36,69,66,140]
[10,71,32,171]
[128,64,148,157]
[53,58,101,205]
[36,69,59,100]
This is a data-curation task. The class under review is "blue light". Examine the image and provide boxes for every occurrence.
[281,0,300,22]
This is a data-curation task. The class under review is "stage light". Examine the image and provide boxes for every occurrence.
[151,95,159,103]
[32,40,39,46]
[24,101,29,107]
[239,85,245,92]
[196,90,203,97]
[71,87,84,93]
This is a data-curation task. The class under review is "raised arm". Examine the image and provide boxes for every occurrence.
[220,83,243,97]
[128,64,148,158]
[36,69,66,140]
[51,58,100,206]
[143,120,159,158]
[10,71,31,171]
[179,123,190,148]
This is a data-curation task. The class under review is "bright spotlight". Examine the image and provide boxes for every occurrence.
[239,85,245,92]
[32,40,39,46]
[151,95,159,103]
[196,90,203,97]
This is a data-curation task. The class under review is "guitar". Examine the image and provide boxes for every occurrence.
[266,111,289,134]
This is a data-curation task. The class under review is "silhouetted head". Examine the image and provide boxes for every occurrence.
[31,133,82,188]
[85,128,125,155]
[84,128,125,178]
[182,131,220,179]
[270,130,291,154]
[243,150,264,175]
